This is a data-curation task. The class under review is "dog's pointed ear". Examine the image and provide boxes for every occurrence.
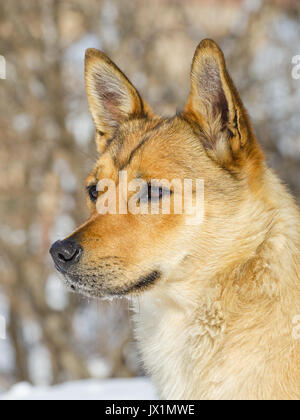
[183,39,263,171]
[85,49,153,153]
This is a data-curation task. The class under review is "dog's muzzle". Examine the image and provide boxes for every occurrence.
[50,239,82,273]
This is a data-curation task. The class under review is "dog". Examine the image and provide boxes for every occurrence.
[50,39,300,400]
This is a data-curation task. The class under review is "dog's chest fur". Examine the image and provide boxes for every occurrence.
[132,242,300,400]
[133,288,229,399]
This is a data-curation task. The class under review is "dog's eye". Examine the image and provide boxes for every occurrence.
[88,185,98,202]
[147,184,170,202]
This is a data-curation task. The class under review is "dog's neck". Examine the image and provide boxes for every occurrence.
[133,170,300,400]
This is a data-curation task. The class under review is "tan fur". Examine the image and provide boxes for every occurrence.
[134,170,300,399]
[56,40,300,400]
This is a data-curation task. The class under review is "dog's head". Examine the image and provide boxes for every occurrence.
[50,40,264,299]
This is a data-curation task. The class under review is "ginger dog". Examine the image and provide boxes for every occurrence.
[50,40,300,400]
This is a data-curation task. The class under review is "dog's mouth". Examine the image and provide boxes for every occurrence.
[60,270,162,299]
[50,240,163,298]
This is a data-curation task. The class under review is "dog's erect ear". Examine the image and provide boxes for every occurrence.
[184,39,263,171]
[85,49,153,153]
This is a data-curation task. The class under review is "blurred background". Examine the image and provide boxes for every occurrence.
[0,0,299,392]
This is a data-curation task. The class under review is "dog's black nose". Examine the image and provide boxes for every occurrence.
[50,239,82,272]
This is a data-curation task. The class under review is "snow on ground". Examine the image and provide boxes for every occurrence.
[0,377,157,401]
